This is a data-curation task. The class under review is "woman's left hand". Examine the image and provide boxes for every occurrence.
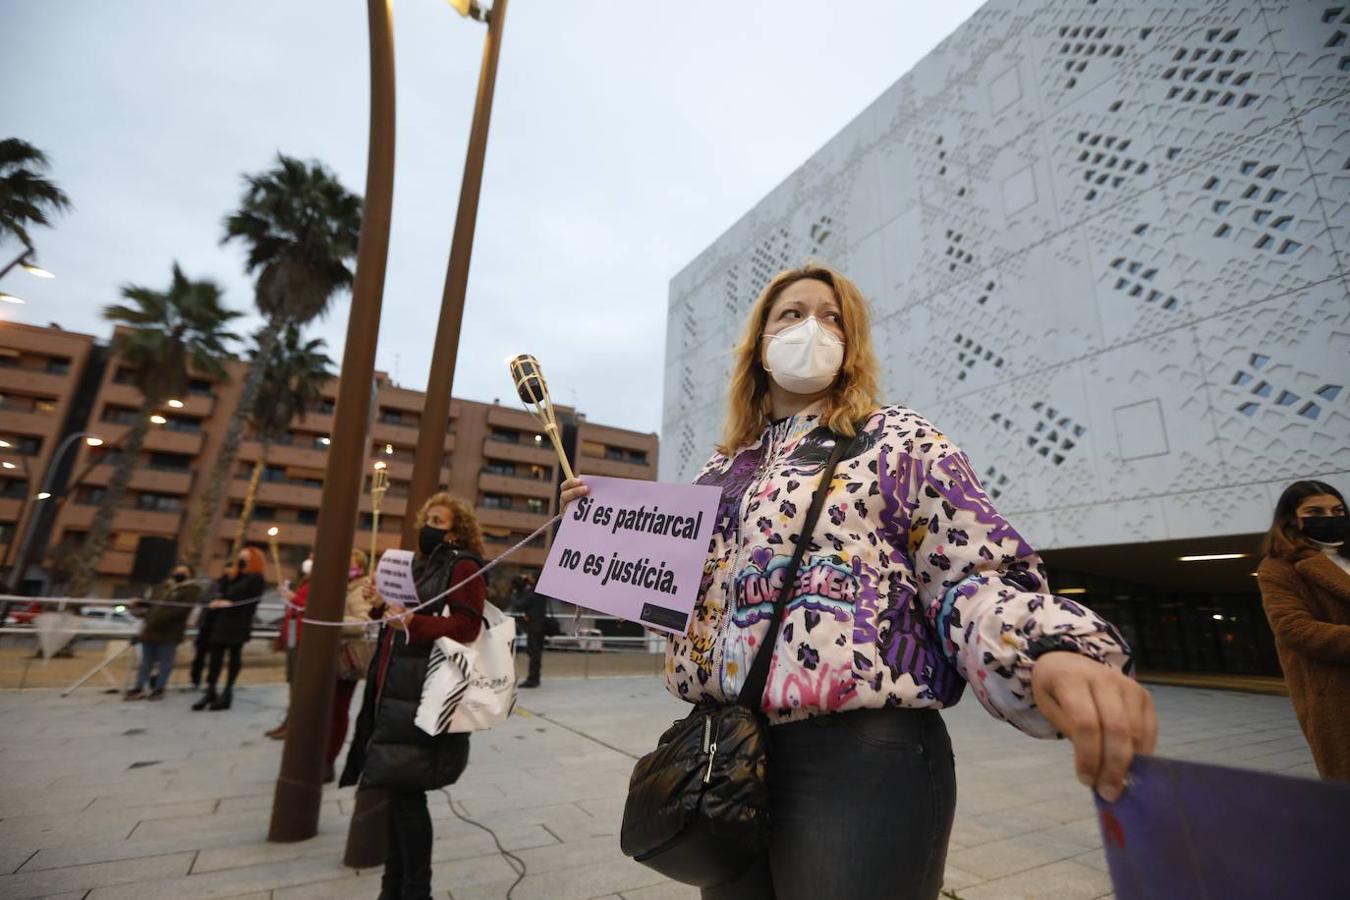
[383,603,408,633]
[1031,651,1158,802]
[208,599,231,610]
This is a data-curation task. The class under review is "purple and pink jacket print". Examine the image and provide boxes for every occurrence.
[663,404,1132,737]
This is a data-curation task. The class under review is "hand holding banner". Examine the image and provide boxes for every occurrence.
[1096,755,1350,899]
[537,476,719,636]
[375,549,418,610]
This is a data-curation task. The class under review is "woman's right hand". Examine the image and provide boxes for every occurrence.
[560,477,589,511]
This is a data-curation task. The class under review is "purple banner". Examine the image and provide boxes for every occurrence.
[536,476,720,636]
[1096,755,1350,899]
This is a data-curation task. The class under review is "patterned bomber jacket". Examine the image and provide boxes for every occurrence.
[664,403,1132,737]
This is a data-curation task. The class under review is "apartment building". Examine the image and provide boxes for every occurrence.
[0,322,100,581]
[2,321,658,599]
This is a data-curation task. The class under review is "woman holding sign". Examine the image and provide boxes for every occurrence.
[340,493,486,900]
[563,264,1156,898]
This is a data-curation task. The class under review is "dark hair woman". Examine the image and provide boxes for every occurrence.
[1257,480,1350,781]
[193,546,266,711]
[561,264,1155,898]
[341,492,487,900]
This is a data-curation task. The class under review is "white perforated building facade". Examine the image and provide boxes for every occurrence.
[663,0,1349,555]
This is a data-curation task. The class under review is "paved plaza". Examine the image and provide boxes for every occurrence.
[0,675,1316,900]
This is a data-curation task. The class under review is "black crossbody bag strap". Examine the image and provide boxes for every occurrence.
[736,430,853,711]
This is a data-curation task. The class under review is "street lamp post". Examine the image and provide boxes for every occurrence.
[0,244,55,282]
[268,0,398,844]
[0,455,33,575]
[403,0,510,544]
[2,432,103,594]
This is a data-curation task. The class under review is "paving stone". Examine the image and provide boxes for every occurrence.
[947,833,1096,881]
[0,850,194,897]
[448,858,667,900]
[1,846,38,875]
[957,859,1113,900]
[941,862,985,892]
[618,882,701,900]
[1,679,1318,900]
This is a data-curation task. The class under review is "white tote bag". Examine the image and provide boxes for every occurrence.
[414,601,518,735]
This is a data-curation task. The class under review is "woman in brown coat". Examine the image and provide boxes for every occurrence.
[1257,480,1350,781]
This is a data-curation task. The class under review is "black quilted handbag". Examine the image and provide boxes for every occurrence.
[619,431,852,887]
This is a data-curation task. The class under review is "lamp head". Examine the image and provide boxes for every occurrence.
[509,354,549,407]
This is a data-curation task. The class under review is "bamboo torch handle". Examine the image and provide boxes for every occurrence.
[545,423,576,483]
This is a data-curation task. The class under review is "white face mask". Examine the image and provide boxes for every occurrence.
[762,316,845,395]
[301,558,313,576]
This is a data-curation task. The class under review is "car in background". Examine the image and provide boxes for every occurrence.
[78,605,139,629]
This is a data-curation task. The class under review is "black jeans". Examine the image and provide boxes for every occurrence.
[382,790,433,900]
[703,707,956,900]
[204,644,243,690]
[189,627,211,685]
[526,630,545,681]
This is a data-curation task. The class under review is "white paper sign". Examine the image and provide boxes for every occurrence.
[375,549,418,608]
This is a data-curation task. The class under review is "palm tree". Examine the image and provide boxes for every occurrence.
[66,265,240,597]
[183,154,361,568]
[0,138,72,277]
[229,325,333,554]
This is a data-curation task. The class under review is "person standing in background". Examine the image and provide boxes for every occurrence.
[267,553,313,739]
[325,548,375,782]
[193,546,266,712]
[513,574,548,688]
[1257,480,1350,781]
[125,564,201,701]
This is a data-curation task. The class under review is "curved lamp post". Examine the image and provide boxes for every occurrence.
[268,0,399,845]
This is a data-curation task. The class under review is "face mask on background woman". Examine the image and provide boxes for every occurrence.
[1301,513,1349,546]
[419,525,449,556]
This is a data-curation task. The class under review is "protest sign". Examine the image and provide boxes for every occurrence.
[1096,755,1350,899]
[536,476,720,636]
[375,549,418,609]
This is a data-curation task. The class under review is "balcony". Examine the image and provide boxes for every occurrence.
[485,405,545,431]
[577,457,654,480]
[0,408,60,438]
[92,422,202,455]
[240,442,329,470]
[477,472,555,500]
[228,479,324,509]
[144,428,204,455]
[81,464,193,495]
[482,440,556,467]
[0,366,70,399]
[371,421,422,449]
[97,551,135,577]
[475,506,553,533]
[60,505,183,535]
[485,543,550,567]
[220,519,318,548]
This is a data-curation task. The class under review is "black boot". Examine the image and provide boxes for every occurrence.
[209,687,233,711]
[191,688,217,711]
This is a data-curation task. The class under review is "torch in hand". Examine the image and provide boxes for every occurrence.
[508,354,576,482]
[369,460,390,576]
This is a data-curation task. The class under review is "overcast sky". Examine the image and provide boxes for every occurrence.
[1,0,983,437]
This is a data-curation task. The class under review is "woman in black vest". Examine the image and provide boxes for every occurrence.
[341,492,486,900]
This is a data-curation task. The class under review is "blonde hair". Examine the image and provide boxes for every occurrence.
[349,548,368,571]
[718,263,880,454]
[414,492,486,557]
